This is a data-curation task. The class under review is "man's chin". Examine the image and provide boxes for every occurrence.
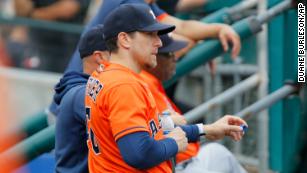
[144,62,157,69]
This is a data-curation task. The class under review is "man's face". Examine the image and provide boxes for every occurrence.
[130,31,162,69]
[152,52,176,81]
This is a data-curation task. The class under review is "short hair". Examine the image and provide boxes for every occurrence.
[105,37,118,53]
[105,32,136,53]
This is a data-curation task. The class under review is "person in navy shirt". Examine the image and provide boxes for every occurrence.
[54,25,109,173]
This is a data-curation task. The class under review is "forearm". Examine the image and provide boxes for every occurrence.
[14,0,33,16]
[178,21,224,41]
[117,132,178,170]
[171,33,196,58]
[30,0,80,20]
[176,0,207,12]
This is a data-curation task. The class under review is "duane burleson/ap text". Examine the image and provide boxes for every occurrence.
[298,3,305,83]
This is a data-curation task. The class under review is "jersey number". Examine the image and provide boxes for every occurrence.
[149,120,158,137]
[86,107,100,154]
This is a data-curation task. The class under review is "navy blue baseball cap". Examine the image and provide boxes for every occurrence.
[158,34,188,53]
[79,25,107,59]
[103,4,175,40]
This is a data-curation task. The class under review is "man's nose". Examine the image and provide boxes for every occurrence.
[155,35,162,48]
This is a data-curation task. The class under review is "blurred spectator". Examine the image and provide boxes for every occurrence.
[0,0,14,66]
[84,0,103,23]
[176,0,207,12]
[156,0,179,15]
[5,27,34,68]
[156,0,212,113]
[0,0,31,68]
[14,0,91,73]
[0,34,12,66]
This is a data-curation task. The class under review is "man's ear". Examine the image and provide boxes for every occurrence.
[93,51,105,63]
[117,32,132,49]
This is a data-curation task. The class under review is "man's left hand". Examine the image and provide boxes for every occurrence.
[218,25,241,58]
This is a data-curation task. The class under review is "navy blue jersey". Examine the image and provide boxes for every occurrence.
[54,72,89,173]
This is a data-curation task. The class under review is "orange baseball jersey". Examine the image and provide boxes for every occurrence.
[85,62,172,173]
[140,70,200,163]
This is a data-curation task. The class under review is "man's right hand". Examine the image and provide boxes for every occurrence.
[203,115,247,141]
[165,127,188,152]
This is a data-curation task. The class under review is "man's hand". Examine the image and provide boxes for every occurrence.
[14,0,34,17]
[218,25,241,58]
[203,115,247,141]
[170,112,187,126]
[165,127,188,152]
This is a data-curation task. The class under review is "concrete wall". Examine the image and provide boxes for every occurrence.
[0,67,60,123]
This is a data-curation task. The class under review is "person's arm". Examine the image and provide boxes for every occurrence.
[117,127,187,169]
[202,115,248,141]
[176,0,207,12]
[171,33,196,59]
[178,125,199,142]
[30,0,81,21]
[117,131,178,169]
[161,15,241,58]
[180,115,248,142]
[14,0,34,17]
[162,15,220,40]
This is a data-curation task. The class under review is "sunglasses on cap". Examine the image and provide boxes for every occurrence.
[158,52,175,58]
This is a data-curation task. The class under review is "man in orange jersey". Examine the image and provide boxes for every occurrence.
[141,34,247,173]
[85,4,247,173]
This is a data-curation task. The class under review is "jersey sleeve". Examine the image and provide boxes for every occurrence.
[150,3,169,21]
[107,83,151,141]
